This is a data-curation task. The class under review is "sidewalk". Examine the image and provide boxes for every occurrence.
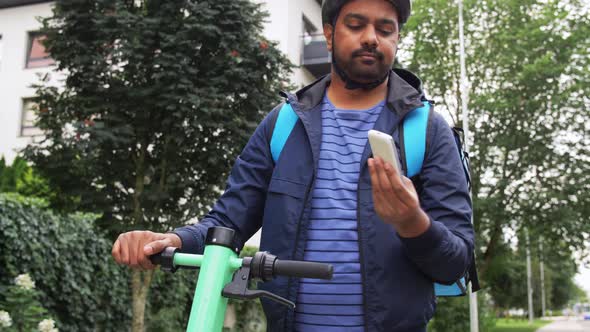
[536,317,590,331]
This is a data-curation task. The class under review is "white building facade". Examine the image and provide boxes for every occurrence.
[0,0,327,162]
[258,0,324,88]
[0,0,56,163]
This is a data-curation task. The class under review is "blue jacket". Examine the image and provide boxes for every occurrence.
[174,69,474,331]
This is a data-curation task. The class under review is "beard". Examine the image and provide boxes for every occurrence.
[332,44,392,83]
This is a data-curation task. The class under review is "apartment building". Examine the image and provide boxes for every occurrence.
[0,0,329,162]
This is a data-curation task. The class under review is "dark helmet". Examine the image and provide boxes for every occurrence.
[321,0,411,27]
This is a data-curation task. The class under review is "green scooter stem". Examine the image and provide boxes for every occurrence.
[149,226,333,332]
[175,245,242,332]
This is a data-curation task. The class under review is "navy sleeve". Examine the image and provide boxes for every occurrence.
[399,112,474,284]
[172,106,281,254]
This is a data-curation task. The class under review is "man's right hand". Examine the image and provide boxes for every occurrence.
[112,231,182,270]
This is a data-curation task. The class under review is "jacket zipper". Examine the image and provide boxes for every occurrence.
[285,174,315,331]
[357,181,369,332]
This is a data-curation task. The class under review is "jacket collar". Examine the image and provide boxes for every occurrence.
[281,68,425,118]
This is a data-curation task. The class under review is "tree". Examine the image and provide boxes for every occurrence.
[403,0,590,281]
[24,1,292,330]
[0,157,52,201]
[484,235,580,314]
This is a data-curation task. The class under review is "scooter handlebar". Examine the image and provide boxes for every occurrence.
[148,247,178,272]
[273,259,333,280]
[149,247,333,281]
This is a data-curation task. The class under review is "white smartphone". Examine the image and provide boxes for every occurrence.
[368,129,401,174]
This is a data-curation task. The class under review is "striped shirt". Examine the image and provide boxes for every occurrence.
[295,95,384,332]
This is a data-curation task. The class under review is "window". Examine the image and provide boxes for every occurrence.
[302,14,318,45]
[26,32,54,68]
[21,99,43,137]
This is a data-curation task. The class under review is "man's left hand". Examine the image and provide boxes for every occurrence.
[368,156,430,238]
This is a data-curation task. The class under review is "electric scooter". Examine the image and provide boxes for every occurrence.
[150,226,333,332]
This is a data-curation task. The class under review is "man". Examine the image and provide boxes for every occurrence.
[112,0,474,331]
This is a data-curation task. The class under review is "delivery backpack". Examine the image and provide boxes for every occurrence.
[269,100,480,297]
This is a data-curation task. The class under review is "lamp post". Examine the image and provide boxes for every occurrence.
[458,1,479,331]
[526,229,534,324]
[540,239,546,317]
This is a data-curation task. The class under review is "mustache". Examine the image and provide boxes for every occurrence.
[351,47,384,60]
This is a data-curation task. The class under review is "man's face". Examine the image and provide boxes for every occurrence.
[325,0,400,83]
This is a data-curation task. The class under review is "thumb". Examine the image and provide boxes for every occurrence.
[402,176,415,188]
[143,239,167,256]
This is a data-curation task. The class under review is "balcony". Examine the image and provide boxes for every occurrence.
[301,33,331,78]
[0,0,52,9]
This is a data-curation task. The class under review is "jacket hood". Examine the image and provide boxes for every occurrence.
[282,68,425,119]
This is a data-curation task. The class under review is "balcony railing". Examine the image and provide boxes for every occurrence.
[301,33,330,78]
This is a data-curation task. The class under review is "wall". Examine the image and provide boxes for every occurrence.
[0,2,58,163]
[257,0,322,88]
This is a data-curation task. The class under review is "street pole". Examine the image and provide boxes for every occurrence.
[539,238,546,317]
[526,229,534,323]
[458,1,479,331]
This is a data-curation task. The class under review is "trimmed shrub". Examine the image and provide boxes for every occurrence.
[0,193,131,331]
[0,193,268,331]
[428,290,496,332]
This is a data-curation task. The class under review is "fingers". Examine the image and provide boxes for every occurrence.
[369,157,425,229]
[120,234,129,266]
[369,158,387,194]
[111,231,163,270]
[144,239,167,256]
[401,176,418,193]
[131,235,143,269]
[368,157,384,204]
[125,231,141,268]
[112,238,121,262]
[141,235,180,269]
[382,160,419,209]
[138,239,155,270]
[370,157,406,207]
[369,157,422,223]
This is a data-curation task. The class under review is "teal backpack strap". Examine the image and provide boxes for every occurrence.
[402,101,430,177]
[435,278,467,297]
[403,101,468,297]
[270,102,299,163]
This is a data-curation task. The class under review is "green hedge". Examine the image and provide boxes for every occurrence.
[0,193,131,331]
[0,193,266,331]
[428,290,497,332]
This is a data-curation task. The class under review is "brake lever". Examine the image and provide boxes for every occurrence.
[221,265,295,309]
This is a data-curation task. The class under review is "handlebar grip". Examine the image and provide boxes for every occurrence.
[149,252,165,266]
[273,260,333,280]
[149,247,178,272]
